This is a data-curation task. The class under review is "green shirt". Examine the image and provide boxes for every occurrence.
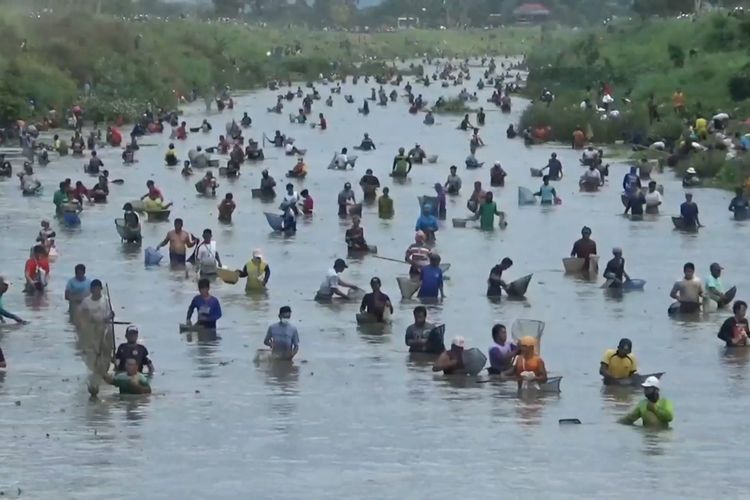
[479,201,497,230]
[112,372,150,394]
[705,275,723,294]
[620,398,673,428]
[53,190,68,208]
[378,196,394,219]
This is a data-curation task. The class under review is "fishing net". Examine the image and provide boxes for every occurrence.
[518,187,536,205]
[74,309,114,392]
[511,319,545,354]
[463,348,487,376]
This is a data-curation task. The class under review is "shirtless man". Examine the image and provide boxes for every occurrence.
[156,218,196,266]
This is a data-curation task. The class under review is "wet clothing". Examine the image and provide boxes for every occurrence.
[478,201,498,230]
[360,292,391,321]
[378,195,393,219]
[625,191,645,216]
[537,184,556,204]
[620,398,673,428]
[115,342,151,372]
[718,316,750,347]
[488,342,516,373]
[187,294,222,328]
[112,372,150,395]
[571,238,597,259]
[603,257,626,281]
[405,322,437,352]
[239,260,270,291]
[546,159,562,179]
[415,214,438,234]
[418,265,443,298]
[264,322,299,354]
[487,265,506,297]
[680,201,699,227]
[601,349,637,379]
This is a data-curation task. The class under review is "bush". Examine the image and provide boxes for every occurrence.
[667,44,684,68]
[519,100,649,144]
[729,74,750,102]
[433,97,472,115]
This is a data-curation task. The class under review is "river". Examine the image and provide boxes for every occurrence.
[0,60,748,499]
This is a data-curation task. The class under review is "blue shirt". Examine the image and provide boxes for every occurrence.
[65,277,91,298]
[539,184,555,203]
[419,265,443,298]
[187,294,222,328]
[415,214,438,232]
[264,322,300,352]
[680,201,698,225]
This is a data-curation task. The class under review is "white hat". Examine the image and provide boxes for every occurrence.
[641,376,660,389]
[126,324,139,334]
[252,249,263,259]
[686,167,696,174]
[451,336,465,348]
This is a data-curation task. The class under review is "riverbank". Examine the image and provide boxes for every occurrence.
[0,11,539,126]
[518,14,750,188]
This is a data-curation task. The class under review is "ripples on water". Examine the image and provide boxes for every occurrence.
[1,60,750,497]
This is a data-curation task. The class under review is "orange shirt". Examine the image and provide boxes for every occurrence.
[672,92,685,108]
[514,355,544,377]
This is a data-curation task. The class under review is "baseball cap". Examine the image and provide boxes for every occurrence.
[451,336,465,348]
[618,338,632,351]
[126,325,139,335]
[641,376,660,389]
[710,262,723,271]
[253,249,263,259]
[334,258,348,269]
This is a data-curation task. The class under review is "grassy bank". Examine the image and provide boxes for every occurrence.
[520,14,750,144]
[518,14,750,189]
[0,11,539,125]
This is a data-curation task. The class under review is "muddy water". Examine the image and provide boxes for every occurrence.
[0,62,749,498]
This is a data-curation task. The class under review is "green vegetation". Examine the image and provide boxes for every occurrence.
[0,10,538,125]
[433,97,474,114]
[521,14,750,142]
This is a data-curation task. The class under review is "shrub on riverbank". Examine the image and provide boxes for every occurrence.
[0,11,538,126]
[433,97,472,115]
[519,100,649,144]
[524,15,750,134]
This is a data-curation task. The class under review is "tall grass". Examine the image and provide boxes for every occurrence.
[0,12,539,125]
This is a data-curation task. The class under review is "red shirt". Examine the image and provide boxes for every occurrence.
[149,186,163,199]
[25,258,50,280]
[303,196,314,214]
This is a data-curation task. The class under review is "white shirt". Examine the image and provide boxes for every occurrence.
[196,240,217,266]
[582,169,601,181]
[335,153,348,168]
[285,143,293,154]
[602,93,614,104]
[78,295,111,324]
[645,190,662,206]
[283,191,299,205]
[582,150,597,160]
[317,269,339,296]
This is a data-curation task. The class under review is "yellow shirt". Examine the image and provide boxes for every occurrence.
[695,118,707,132]
[601,349,637,379]
[245,259,268,291]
